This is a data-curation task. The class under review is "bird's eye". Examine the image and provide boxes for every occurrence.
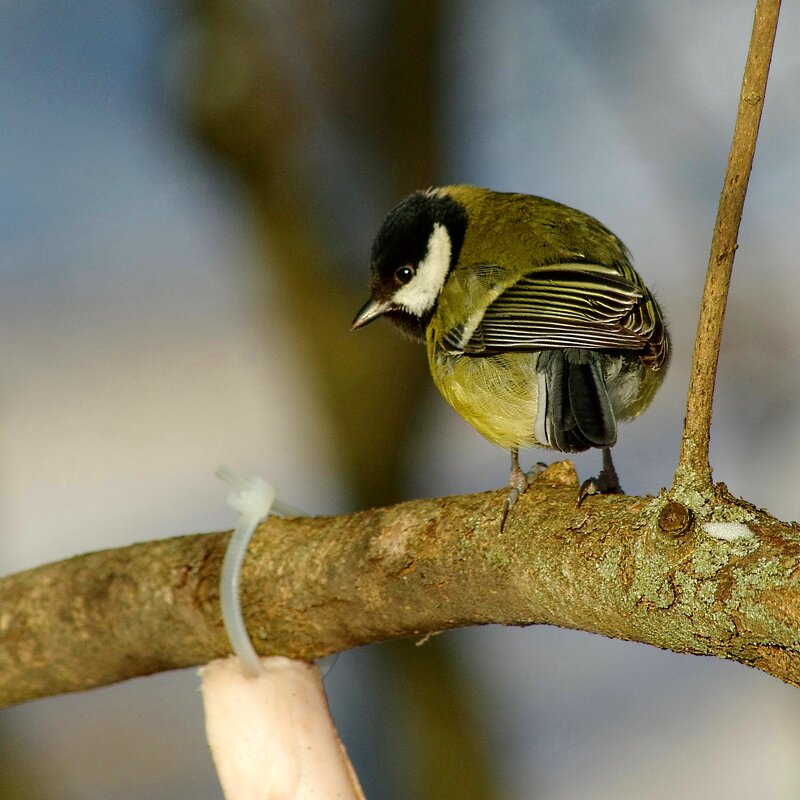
[395,266,414,284]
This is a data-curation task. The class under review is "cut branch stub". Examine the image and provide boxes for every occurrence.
[657,502,692,537]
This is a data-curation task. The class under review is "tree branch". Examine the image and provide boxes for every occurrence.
[2,463,799,708]
[677,0,781,490]
[1,0,793,715]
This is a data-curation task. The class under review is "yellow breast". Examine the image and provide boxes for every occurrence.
[428,346,543,450]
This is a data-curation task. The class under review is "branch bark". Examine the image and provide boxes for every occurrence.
[676,0,781,490]
[1,0,793,714]
[2,463,799,708]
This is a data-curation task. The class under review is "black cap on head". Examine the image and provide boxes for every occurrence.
[357,190,467,341]
[370,190,467,292]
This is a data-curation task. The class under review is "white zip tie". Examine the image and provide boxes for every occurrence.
[206,469,365,799]
[214,465,340,681]
[216,465,301,676]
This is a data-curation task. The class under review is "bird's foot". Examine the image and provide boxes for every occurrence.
[501,461,547,530]
[577,447,624,506]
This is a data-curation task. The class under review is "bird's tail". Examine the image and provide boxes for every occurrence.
[536,349,617,453]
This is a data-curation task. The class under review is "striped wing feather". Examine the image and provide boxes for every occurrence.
[462,263,664,363]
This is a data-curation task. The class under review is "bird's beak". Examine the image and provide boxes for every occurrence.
[351,298,392,330]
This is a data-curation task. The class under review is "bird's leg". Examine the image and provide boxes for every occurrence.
[501,449,547,530]
[578,446,624,505]
[508,448,527,491]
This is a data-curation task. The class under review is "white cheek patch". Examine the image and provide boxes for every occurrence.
[393,223,452,316]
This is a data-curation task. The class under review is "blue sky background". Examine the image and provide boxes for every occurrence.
[2,2,800,798]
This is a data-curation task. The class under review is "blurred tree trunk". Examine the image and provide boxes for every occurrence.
[180,2,500,797]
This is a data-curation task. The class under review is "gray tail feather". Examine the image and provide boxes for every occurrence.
[537,349,617,453]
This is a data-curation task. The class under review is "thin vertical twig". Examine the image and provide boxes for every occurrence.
[676,0,781,491]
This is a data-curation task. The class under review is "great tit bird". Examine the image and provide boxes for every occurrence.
[352,186,669,525]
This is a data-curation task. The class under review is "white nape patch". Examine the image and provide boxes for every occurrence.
[393,223,452,316]
[702,521,754,541]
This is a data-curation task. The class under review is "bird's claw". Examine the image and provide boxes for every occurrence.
[500,487,522,531]
[577,446,624,507]
[500,462,547,530]
[528,462,548,482]
[577,472,624,506]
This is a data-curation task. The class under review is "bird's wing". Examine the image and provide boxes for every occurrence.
[452,262,665,364]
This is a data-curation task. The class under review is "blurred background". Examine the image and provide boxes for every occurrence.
[1,1,799,797]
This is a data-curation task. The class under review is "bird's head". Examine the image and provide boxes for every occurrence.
[351,189,468,341]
